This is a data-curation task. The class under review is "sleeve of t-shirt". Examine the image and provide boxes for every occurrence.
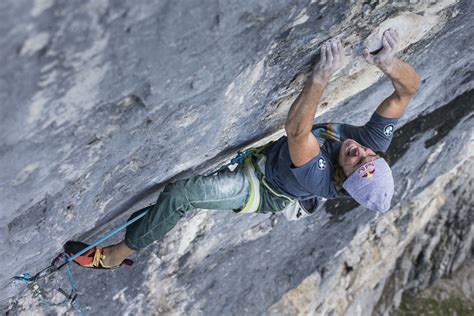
[289,150,332,196]
[341,112,399,152]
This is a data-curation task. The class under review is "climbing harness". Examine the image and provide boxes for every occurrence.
[209,144,295,214]
[217,145,321,219]
[240,155,261,213]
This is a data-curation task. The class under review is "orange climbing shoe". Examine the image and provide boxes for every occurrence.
[64,241,133,269]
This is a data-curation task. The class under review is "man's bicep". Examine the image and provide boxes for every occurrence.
[287,133,321,167]
[375,91,411,119]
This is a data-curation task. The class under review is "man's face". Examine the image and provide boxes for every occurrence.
[338,139,380,176]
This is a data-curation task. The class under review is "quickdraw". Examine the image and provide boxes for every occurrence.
[12,253,87,315]
[208,149,254,176]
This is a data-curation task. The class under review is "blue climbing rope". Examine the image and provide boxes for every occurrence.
[13,150,251,313]
[65,266,87,316]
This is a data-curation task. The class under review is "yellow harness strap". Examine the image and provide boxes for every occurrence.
[240,157,261,213]
[240,147,294,213]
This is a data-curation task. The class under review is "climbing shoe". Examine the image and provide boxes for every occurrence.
[64,241,133,270]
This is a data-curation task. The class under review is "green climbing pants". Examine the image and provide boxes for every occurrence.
[124,161,292,250]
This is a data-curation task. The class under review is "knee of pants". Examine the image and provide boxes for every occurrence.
[163,179,190,196]
[160,180,193,216]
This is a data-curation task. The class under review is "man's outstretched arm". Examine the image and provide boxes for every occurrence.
[364,28,421,119]
[285,38,344,167]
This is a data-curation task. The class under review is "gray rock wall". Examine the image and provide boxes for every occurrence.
[1,0,473,314]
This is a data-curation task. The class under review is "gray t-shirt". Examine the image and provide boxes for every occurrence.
[265,112,399,200]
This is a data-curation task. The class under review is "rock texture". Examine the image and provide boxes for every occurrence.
[1,0,473,315]
[394,262,474,315]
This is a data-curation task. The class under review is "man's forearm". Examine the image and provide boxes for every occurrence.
[384,58,421,98]
[285,79,326,138]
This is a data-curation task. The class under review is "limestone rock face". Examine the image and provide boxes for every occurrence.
[1,0,472,314]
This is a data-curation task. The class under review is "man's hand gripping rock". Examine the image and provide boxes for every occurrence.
[363,28,400,74]
[312,37,344,87]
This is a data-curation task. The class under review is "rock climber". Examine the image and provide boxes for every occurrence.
[66,28,421,269]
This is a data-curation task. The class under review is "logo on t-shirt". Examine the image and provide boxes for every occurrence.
[383,124,394,136]
[317,158,326,170]
[358,161,376,179]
